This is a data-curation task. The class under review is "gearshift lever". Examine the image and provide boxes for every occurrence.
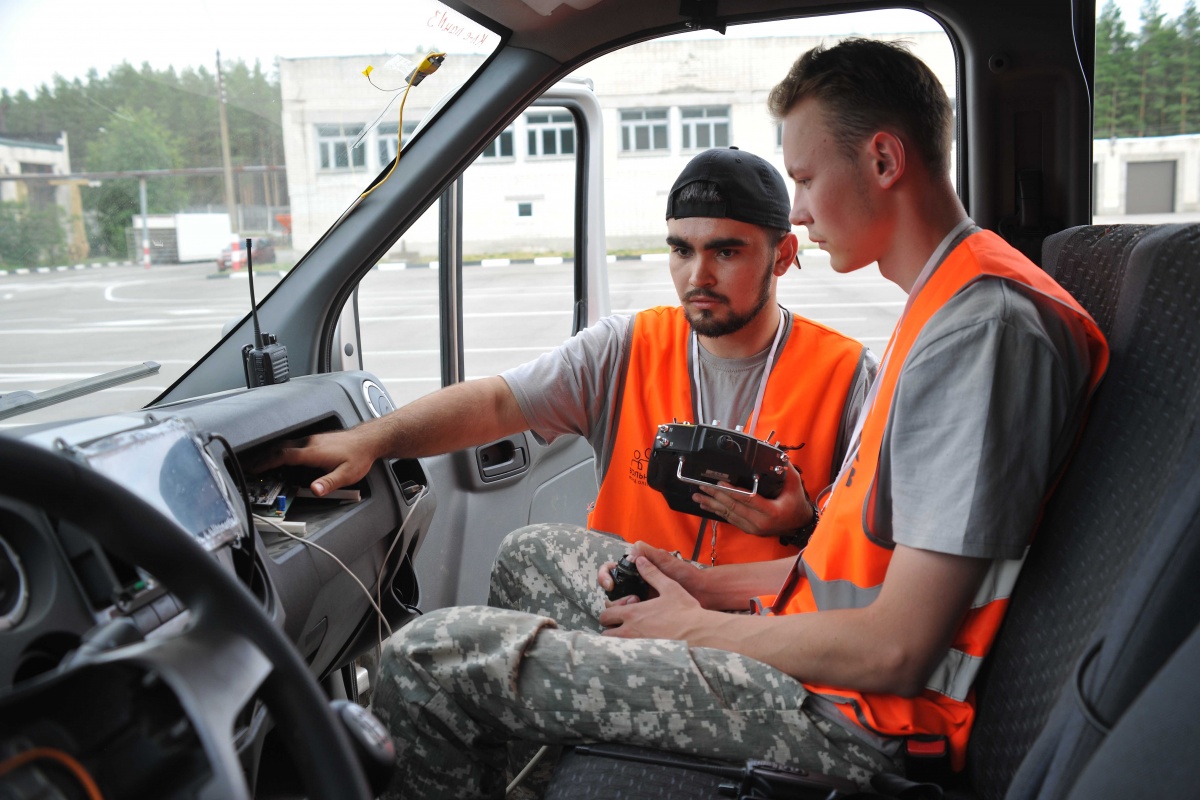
[331,700,395,794]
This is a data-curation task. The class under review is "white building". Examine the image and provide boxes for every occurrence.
[0,132,71,204]
[279,32,955,259]
[0,132,86,260]
[1093,133,1200,222]
[279,32,1200,260]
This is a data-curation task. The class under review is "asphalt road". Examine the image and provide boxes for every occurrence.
[0,252,906,428]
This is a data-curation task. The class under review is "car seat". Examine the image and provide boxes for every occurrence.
[964,223,1200,799]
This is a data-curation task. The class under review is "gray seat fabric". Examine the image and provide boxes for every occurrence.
[543,745,730,799]
[1039,224,1152,339]
[1005,421,1200,800]
[1061,616,1200,800]
[965,224,1200,800]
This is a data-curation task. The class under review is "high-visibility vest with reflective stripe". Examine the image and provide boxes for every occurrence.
[587,305,868,564]
[763,231,1108,768]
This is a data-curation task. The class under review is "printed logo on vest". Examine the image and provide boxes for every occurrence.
[629,448,648,485]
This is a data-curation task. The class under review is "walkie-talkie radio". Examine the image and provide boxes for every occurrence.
[240,238,290,388]
[647,422,789,521]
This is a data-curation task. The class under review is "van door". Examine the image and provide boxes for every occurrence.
[354,81,608,609]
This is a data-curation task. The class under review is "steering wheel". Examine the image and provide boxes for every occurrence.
[0,434,372,800]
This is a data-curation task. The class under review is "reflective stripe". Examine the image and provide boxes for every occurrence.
[802,555,882,609]
[925,647,983,702]
[805,694,905,757]
[803,551,1024,613]
[920,554,1026,701]
[971,550,1027,609]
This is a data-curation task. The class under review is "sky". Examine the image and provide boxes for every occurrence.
[0,0,483,95]
[0,0,1190,96]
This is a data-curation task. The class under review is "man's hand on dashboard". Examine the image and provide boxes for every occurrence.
[250,427,378,496]
[691,463,814,538]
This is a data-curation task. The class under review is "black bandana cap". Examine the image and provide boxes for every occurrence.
[665,147,792,230]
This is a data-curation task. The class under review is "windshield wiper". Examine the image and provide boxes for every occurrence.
[0,362,161,422]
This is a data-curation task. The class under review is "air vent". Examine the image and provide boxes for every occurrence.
[361,380,395,418]
[0,536,29,631]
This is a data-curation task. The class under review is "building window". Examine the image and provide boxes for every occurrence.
[681,106,730,150]
[318,123,366,170]
[525,112,575,157]
[518,202,533,217]
[377,121,420,167]
[620,108,669,152]
[481,126,515,159]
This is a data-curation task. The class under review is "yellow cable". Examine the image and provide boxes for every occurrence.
[360,52,445,200]
[0,746,105,800]
[359,79,415,200]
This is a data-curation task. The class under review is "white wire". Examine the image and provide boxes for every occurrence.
[506,745,551,795]
[375,489,427,657]
[253,513,394,639]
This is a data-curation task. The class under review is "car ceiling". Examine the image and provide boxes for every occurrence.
[443,0,917,62]
[443,1,968,61]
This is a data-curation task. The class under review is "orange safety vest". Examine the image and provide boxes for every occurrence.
[757,231,1109,769]
[587,305,868,564]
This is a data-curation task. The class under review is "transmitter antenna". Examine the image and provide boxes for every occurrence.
[246,238,265,350]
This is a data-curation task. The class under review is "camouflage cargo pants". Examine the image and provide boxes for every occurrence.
[373,523,898,799]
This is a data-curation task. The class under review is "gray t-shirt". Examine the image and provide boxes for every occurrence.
[501,309,876,491]
[874,278,1097,559]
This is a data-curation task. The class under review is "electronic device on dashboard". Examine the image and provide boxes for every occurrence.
[646,422,790,521]
[75,417,242,553]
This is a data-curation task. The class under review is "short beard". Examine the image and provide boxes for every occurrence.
[684,256,775,338]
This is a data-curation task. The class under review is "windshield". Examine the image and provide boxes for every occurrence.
[0,0,498,426]
[1,0,1179,428]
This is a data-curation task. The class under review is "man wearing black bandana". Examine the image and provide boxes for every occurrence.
[266,147,875,564]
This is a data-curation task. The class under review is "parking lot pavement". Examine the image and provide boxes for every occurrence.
[0,255,905,426]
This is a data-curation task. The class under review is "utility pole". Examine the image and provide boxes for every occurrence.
[216,50,238,236]
[139,177,150,269]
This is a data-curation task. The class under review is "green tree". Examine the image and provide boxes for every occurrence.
[84,108,187,256]
[1,57,284,219]
[1136,0,1174,135]
[0,201,68,268]
[1096,1,1139,137]
[1177,0,1200,132]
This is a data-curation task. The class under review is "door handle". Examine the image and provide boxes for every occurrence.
[476,436,529,481]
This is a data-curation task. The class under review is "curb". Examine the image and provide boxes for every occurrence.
[369,254,666,270]
[2,254,673,279]
[2,261,130,276]
[207,269,289,280]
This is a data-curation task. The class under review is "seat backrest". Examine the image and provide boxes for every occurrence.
[1007,421,1200,800]
[964,224,1200,799]
[1060,602,1200,800]
[1038,224,1152,339]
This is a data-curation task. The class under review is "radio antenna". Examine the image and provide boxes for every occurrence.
[245,238,265,349]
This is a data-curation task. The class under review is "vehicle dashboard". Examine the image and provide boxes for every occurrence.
[0,371,432,794]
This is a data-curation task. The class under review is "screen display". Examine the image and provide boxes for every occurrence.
[80,418,242,551]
